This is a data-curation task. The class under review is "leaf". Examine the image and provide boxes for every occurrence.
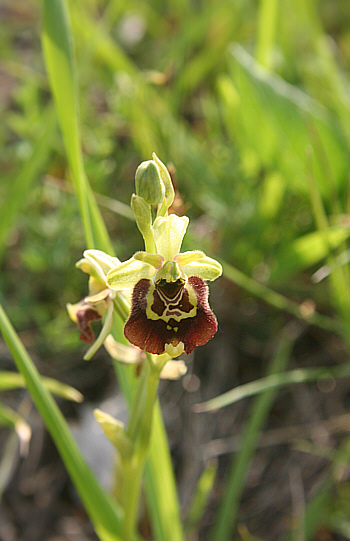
[185,459,218,537]
[94,409,132,458]
[0,371,83,403]
[194,363,350,413]
[41,0,113,253]
[0,303,123,541]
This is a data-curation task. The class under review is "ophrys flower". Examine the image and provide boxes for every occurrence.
[107,213,222,357]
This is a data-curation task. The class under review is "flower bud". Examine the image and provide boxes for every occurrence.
[135,160,165,206]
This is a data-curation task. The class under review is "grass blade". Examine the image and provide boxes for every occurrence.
[256,0,279,68]
[195,363,350,413]
[0,371,83,402]
[144,402,184,541]
[41,0,112,252]
[210,326,297,541]
[306,150,350,345]
[185,459,218,538]
[0,303,123,541]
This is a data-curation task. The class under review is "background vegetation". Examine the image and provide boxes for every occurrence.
[2,0,350,539]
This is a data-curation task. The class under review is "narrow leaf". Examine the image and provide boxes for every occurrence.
[41,0,112,252]
[195,363,350,413]
[185,459,218,537]
[270,228,350,284]
[0,371,83,402]
[229,45,349,198]
[0,303,123,541]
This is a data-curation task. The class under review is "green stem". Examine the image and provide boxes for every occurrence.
[122,360,160,540]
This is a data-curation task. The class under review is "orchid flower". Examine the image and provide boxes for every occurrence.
[106,213,222,357]
[67,250,120,360]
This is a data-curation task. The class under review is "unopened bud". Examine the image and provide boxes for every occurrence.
[135,160,165,206]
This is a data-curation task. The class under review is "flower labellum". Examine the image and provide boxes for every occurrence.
[67,300,104,344]
[125,274,217,357]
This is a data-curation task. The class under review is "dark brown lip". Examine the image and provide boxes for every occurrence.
[156,278,185,299]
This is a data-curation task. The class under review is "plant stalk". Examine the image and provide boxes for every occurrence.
[122,359,160,540]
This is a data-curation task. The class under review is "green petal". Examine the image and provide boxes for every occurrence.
[175,250,205,267]
[107,257,156,290]
[153,214,189,261]
[181,256,223,281]
[134,251,164,269]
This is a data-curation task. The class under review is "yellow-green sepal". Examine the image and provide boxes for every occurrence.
[179,254,223,281]
[153,214,189,261]
[107,256,157,291]
[77,249,121,284]
[130,194,156,253]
